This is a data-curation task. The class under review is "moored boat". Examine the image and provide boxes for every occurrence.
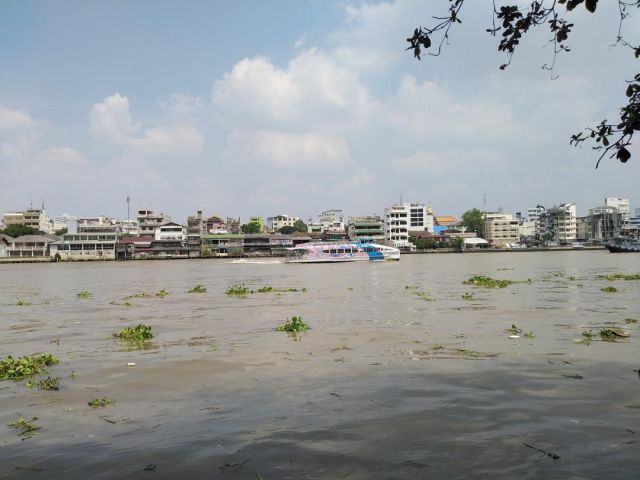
[605,237,640,253]
[286,241,400,263]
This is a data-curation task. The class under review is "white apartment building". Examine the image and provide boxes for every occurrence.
[384,202,435,249]
[3,212,24,227]
[384,203,410,248]
[484,213,520,246]
[51,213,78,233]
[604,197,630,225]
[155,222,187,241]
[267,214,299,232]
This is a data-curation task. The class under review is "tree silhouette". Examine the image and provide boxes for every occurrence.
[407,0,639,167]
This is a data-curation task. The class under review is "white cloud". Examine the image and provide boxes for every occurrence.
[212,49,376,132]
[223,130,349,166]
[90,93,203,155]
[89,93,140,143]
[342,168,374,190]
[0,105,33,130]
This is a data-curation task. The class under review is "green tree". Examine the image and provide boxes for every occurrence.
[293,219,308,233]
[1,224,37,238]
[54,227,68,236]
[278,226,296,234]
[410,236,438,250]
[461,209,485,238]
[241,222,262,234]
[407,0,640,166]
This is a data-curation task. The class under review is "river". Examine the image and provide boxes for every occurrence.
[1,251,639,479]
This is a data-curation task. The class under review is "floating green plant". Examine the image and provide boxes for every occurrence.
[277,316,310,333]
[226,284,252,296]
[155,289,169,297]
[625,318,638,324]
[256,286,302,293]
[601,286,618,293]
[88,397,115,408]
[109,300,133,307]
[331,345,352,352]
[188,285,207,293]
[113,324,154,341]
[77,291,91,299]
[7,416,40,436]
[598,273,640,281]
[568,276,577,281]
[599,328,621,342]
[461,292,475,300]
[506,324,522,335]
[16,299,32,306]
[0,354,60,380]
[463,275,516,289]
[26,376,60,391]
[432,344,445,351]
[125,292,152,299]
[523,331,535,339]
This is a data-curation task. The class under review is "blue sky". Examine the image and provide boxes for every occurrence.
[1,0,639,222]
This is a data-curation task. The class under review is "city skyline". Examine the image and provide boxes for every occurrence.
[1,1,639,221]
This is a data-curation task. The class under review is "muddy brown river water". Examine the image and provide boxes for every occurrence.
[1,251,640,479]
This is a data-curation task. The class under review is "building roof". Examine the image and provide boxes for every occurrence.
[435,216,457,226]
[117,235,154,244]
[464,237,489,245]
[160,222,184,227]
[0,234,13,244]
[11,235,55,243]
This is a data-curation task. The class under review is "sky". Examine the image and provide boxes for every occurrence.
[1,0,639,223]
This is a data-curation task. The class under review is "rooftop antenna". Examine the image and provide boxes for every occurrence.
[126,195,131,233]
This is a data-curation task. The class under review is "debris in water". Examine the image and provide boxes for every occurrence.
[463,275,516,289]
[188,285,207,293]
[88,397,115,408]
[113,324,154,341]
[601,286,618,293]
[523,442,561,460]
[7,417,41,436]
[276,316,310,333]
[127,362,136,367]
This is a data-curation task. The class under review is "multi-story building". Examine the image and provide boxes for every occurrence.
[483,213,520,246]
[267,215,298,232]
[0,234,12,257]
[604,197,630,226]
[51,213,78,233]
[50,219,118,260]
[137,209,171,236]
[187,211,205,236]
[22,208,50,233]
[589,205,622,241]
[3,212,25,227]
[384,203,410,248]
[348,216,384,242]
[540,203,577,245]
[154,222,187,241]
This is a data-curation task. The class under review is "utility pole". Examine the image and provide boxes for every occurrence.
[125,195,131,260]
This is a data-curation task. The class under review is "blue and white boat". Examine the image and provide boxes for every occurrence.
[285,241,400,263]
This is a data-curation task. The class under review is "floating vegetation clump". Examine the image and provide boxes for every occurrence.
[331,345,352,352]
[0,354,60,380]
[113,324,154,341]
[16,299,32,306]
[109,300,133,307]
[88,397,115,408]
[506,324,522,335]
[126,292,152,299]
[523,331,535,339]
[257,285,303,293]
[77,291,91,299]
[575,329,593,345]
[155,289,169,298]
[598,273,640,281]
[463,275,516,289]
[601,286,618,293]
[188,285,207,294]
[226,284,252,296]
[27,376,60,391]
[599,329,618,342]
[461,292,475,300]
[7,417,40,436]
[405,286,433,301]
[277,316,310,333]
[626,318,638,324]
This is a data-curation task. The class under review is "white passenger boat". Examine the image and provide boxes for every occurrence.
[285,241,400,263]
